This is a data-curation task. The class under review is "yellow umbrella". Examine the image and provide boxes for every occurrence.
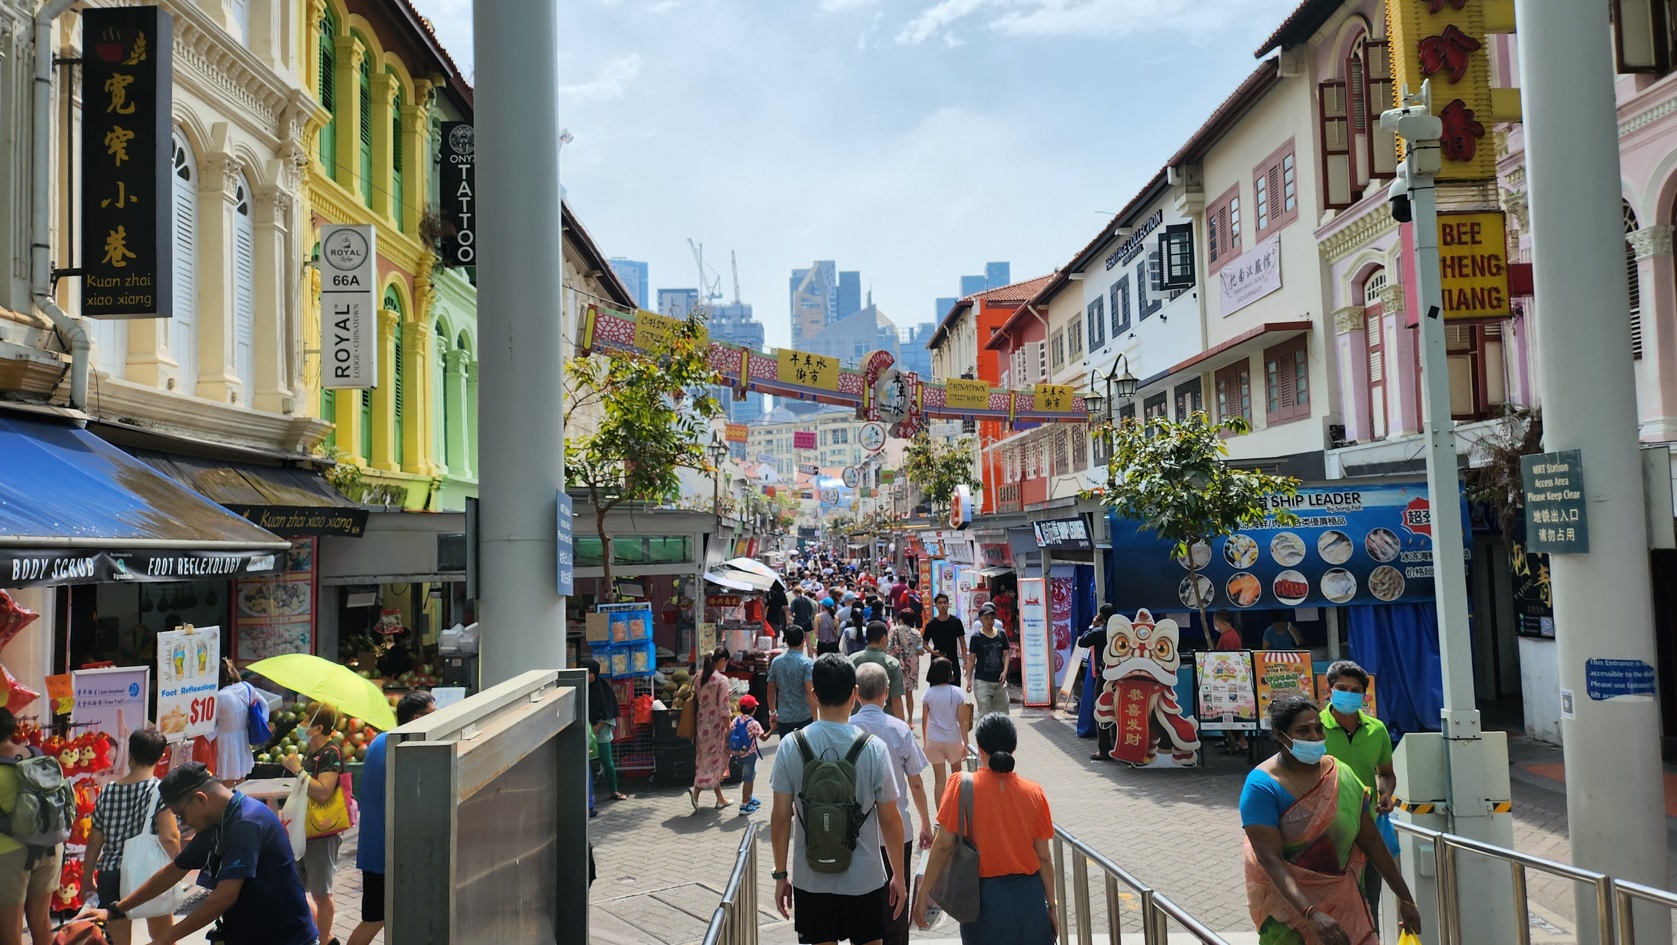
[245,653,399,731]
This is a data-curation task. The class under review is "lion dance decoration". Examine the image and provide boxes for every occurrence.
[1093,609,1200,765]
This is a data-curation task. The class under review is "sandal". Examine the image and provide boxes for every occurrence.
[611,792,630,801]
[716,798,733,810]
[689,788,700,812]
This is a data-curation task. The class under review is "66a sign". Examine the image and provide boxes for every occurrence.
[320,224,377,389]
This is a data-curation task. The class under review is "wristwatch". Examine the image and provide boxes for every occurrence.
[772,870,789,881]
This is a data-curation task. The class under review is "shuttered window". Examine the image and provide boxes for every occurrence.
[1366,306,1387,441]
[1068,319,1084,362]
[1215,361,1252,423]
[1161,224,1195,290]
[1111,276,1131,334]
[318,12,336,177]
[358,53,372,205]
[321,389,337,453]
[1263,337,1310,424]
[1626,201,1643,359]
[1364,39,1397,178]
[233,176,255,404]
[1087,296,1105,351]
[360,389,372,459]
[1206,185,1241,273]
[387,287,404,464]
[391,83,404,231]
[1320,80,1354,209]
[1174,378,1203,420]
[1143,393,1168,424]
[171,134,198,396]
[1254,141,1299,240]
[1051,330,1066,371]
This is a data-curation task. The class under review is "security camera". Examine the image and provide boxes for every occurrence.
[1388,169,1412,224]
[1379,107,1443,145]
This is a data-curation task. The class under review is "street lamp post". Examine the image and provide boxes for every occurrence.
[710,433,729,542]
[1088,354,1139,485]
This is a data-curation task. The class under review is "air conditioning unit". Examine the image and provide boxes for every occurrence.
[1328,423,1348,448]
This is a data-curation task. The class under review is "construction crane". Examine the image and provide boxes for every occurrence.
[687,239,723,306]
[731,250,742,305]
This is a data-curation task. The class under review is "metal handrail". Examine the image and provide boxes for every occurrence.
[701,821,760,945]
[1052,825,1231,945]
[1392,818,1613,945]
[1613,878,1677,945]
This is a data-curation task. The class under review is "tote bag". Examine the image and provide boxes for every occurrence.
[277,776,308,859]
[930,774,982,923]
[121,785,183,919]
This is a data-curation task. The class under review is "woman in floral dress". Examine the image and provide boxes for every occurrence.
[690,646,734,811]
[889,610,925,725]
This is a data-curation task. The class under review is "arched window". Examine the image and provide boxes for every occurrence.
[1627,201,1643,360]
[386,286,404,465]
[233,175,255,403]
[391,80,404,231]
[358,48,372,205]
[1363,268,1388,441]
[171,134,197,395]
[434,322,447,468]
[318,10,336,178]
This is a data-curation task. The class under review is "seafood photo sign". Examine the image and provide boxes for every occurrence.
[1109,481,1462,612]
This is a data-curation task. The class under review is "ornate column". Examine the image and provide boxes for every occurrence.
[1629,224,1677,441]
[369,70,398,220]
[401,80,433,238]
[465,358,479,474]
[401,318,431,472]
[413,262,439,473]
[194,149,239,404]
[1378,282,1419,435]
[333,36,365,195]
[444,349,471,478]
[370,306,399,471]
[251,185,291,413]
[1332,305,1369,443]
[334,371,365,465]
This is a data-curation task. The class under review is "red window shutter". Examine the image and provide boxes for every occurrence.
[1267,163,1284,231]
[1347,52,1367,133]
[1364,39,1397,178]
[1320,81,1353,209]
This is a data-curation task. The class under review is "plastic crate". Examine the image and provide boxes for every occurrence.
[653,741,696,786]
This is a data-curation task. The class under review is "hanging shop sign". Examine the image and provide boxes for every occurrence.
[1033,385,1074,413]
[633,309,703,354]
[1108,481,1460,611]
[858,422,887,453]
[1033,517,1092,551]
[439,121,476,266]
[222,505,368,538]
[1219,236,1282,316]
[1386,0,1514,181]
[776,349,839,391]
[1,548,277,588]
[793,431,817,450]
[841,467,860,489]
[80,5,174,319]
[319,224,378,389]
[1509,536,1553,638]
[948,485,974,529]
[556,491,575,595]
[1521,450,1589,554]
[945,379,991,411]
[1437,212,1510,320]
[1018,577,1053,707]
[156,624,219,741]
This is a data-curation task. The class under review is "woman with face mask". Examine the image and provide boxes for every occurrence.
[1240,697,1421,945]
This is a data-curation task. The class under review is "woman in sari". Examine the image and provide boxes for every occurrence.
[690,646,734,811]
[1241,697,1421,945]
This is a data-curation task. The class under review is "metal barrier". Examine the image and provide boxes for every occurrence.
[700,821,761,945]
[1052,826,1232,945]
[1613,878,1677,945]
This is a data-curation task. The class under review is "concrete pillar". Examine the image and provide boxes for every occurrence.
[1333,306,1369,442]
[1629,225,1677,441]
[466,359,478,474]
[1515,3,1671,941]
[474,0,569,682]
[251,184,290,413]
[370,306,399,471]
[444,349,471,477]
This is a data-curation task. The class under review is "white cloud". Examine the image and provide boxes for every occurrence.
[895,0,998,45]
[820,0,878,11]
[897,0,1278,45]
[557,54,644,105]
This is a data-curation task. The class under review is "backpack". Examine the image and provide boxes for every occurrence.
[244,682,271,746]
[0,750,73,848]
[728,716,754,755]
[792,731,873,874]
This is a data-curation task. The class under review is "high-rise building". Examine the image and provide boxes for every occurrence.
[789,261,839,346]
[985,261,1011,289]
[935,297,957,322]
[838,271,862,321]
[657,288,700,318]
[804,299,899,370]
[896,322,936,379]
[608,258,649,308]
[960,275,987,297]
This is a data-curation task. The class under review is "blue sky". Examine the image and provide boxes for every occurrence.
[409,0,1302,349]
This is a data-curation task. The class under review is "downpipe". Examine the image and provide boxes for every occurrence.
[32,0,87,411]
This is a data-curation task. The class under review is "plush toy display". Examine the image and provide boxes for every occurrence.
[1092,609,1200,766]
[53,858,84,912]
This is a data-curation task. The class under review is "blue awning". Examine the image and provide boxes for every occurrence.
[0,414,290,587]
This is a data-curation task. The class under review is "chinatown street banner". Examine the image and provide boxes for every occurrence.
[1195,651,1258,732]
[1,549,279,589]
[579,304,1088,424]
[156,625,219,741]
[1109,480,1460,612]
[1018,578,1052,707]
[1254,650,1315,731]
[1049,565,1076,690]
[72,665,150,773]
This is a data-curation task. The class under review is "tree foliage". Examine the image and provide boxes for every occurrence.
[564,318,722,599]
[1100,412,1301,643]
[1465,405,1542,537]
[903,433,981,517]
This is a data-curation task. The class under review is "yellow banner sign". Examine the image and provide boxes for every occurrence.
[633,310,704,354]
[724,423,748,443]
[776,348,840,391]
[945,378,991,411]
[1387,0,1516,181]
[1034,384,1075,413]
[1438,212,1509,320]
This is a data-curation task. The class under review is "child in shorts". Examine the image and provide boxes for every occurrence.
[729,696,769,813]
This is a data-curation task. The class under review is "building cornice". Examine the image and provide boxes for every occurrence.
[304,172,432,273]
[165,2,304,151]
[89,376,330,456]
[1317,203,1398,263]
[1619,73,1677,140]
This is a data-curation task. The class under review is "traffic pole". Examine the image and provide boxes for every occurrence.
[1515,2,1669,940]
[474,0,569,683]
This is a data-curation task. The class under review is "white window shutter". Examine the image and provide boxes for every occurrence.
[171,135,198,395]
[234,177,256,404]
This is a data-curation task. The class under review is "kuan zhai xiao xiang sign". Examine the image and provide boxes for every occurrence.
[80,6,173,319]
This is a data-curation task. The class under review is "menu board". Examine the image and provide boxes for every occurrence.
[1254,650,1315,730]
[1110,481,1449,612]
[232,537,317,663]
[1195,651,1257,732]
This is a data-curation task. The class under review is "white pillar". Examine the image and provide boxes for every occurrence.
[1515,3,1669,940]
[475,1,567,682]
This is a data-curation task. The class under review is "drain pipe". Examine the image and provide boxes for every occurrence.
[31,0,88,410]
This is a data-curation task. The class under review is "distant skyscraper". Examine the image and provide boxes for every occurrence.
[804,303,899,370]
[838,271,862,321]
[985,262,1011,289]
[789,261,839,346]
[657,288,700,318]
[608,258,649,308]
[897,321,936,379]
[706,301,765,350]
[960,275,986,297]
[936,297,957,321]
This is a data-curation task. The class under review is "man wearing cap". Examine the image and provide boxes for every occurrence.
[100,762,316,945]
[966,602,1011,718]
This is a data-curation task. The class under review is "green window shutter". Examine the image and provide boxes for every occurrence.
[320,388,336,454]
[318,13,335,179]
[393,325,404,464]
[358,56,372,204]
[359,389,371,460]
[391,89,404,229]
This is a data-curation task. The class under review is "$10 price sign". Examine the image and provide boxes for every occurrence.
[157,625,221,741]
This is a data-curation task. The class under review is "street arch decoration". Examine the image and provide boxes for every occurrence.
[578,305,1089,429]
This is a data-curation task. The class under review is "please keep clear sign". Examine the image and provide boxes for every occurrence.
[1521,449,1589,554]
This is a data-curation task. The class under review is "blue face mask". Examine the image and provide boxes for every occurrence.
[1286,737,1327,765]
[1329,690,1366,715]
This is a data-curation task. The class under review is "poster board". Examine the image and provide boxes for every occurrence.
[1254,650,1315,730]
[1315,673,1378,719]
[1194,651,1258,732]
[1056,645,1087,712]
[232,537,317,663]
[1017,578,1052,707]
[71,665,150,775]
[156,625,220,741]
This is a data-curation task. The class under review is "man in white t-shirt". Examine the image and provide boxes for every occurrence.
[849,663,930,945]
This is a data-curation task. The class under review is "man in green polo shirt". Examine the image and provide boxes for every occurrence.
[851,621,905,719]
[1321,659,1395,922]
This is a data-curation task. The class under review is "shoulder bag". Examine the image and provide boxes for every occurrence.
[122,783,184,918]
[930,773,982,923]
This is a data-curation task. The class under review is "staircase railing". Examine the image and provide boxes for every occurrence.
[1052,825,1231,945]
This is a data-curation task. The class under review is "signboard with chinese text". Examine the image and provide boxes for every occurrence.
[1521,450,1589,553]
[320,224,378,389]
[793,431,817,450]
[1033,385,1074,413]
[1219,236,1282,315]
[1438,212,1510,320]
[945,379,991,411]
[80,6,173,319]
[72,665,151,773]
[1387,0,1512,180]
[556,491,575,594]
[1018,577,1053,707]
[776,349,839,391]
[439,121,475,266]
[156,625,219,741]
[1033,517,1092,551]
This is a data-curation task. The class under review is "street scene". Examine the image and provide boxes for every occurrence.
[0,0,1671,944]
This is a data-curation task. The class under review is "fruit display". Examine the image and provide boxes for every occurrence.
[254,700,381,765]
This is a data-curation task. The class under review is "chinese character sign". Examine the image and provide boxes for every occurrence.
[1033,384,1074,413]
[1387,0,1515,181]
[71,666,151,774]
[157,626,219,741]
[776,348,840,391]
[80,6,173,319]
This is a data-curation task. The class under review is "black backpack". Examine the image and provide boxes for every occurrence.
[793,731,873,874]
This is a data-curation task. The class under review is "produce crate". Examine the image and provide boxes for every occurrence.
[650,708,683,746]
[652,741,695,787]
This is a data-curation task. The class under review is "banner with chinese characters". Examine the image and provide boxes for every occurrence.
[776,349,840,391]
[634,310,703,354]
[1387,0,1517,181]
[80,6,173,319]
[724,423,748,443]
[1033,385,1074,413]
[156,625,219,741]
[793,431,817,450]
[232,538,317,663]
[945,379,991,410]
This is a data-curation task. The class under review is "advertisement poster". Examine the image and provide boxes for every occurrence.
[954,566,976,623]
[1018,579,1052,707]
[71,665,150,774]
[917,557,934,605]
[156,626,220,741]
[1254,650,1315,730]
[1195,651,1258,732]
[1109,481,1456,612]
[1049,566,1076,689]
[937,562,956,610]
[233,538,317,663]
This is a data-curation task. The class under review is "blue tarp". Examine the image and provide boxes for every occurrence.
[1346,603,1444,737]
